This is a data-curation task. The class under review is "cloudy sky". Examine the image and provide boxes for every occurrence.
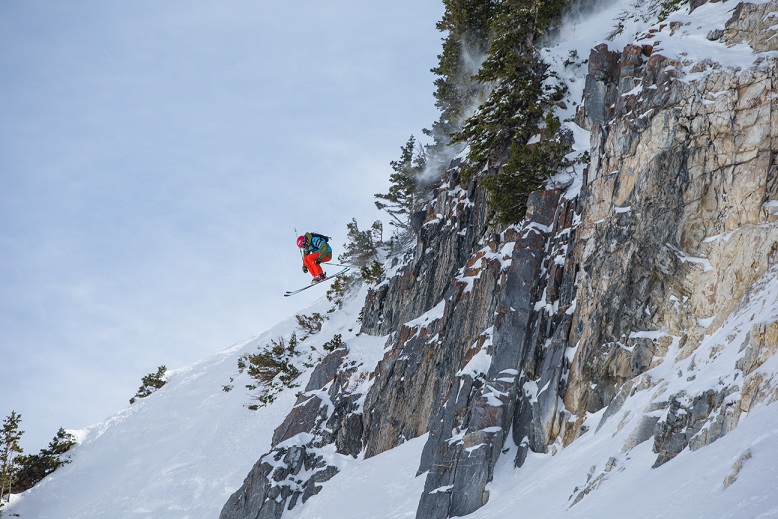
[1,0,444,452]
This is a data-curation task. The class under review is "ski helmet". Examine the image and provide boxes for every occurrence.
[296,235,306,248]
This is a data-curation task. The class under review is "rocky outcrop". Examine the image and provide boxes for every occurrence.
[360,167,516,459]
[415,189,574,518]
[220,348,364,519]
[712,1,778,52]
[360,168,494,337]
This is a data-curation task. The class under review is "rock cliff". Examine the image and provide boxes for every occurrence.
[221,1,778,517]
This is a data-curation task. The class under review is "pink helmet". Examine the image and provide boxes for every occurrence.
[296,235,306,248]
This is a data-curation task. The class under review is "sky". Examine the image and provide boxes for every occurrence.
[0,0,444,452]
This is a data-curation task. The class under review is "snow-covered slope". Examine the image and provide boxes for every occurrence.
[6,285,380,518]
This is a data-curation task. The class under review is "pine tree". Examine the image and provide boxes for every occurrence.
[374,135,426,231]
[454,0,547,178]
[339,218,383,267]
[13,427,76,493]
[238,334,303,408]
[484,113,572,223]
[0,411,24,502]
[425,0,497,154]
[130,366,168,404]
[454,0,572,223]
[359,260,385,284]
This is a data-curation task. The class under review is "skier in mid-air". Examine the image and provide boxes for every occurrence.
[297,232,332,283]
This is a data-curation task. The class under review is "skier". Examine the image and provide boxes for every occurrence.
[297,232,332,283]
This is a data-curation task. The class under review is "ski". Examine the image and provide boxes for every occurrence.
[283,267,351,297]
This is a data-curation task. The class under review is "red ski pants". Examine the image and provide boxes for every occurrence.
[303,252,329,277]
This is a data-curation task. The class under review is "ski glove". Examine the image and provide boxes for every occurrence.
[315,258,322,265]
[302,265,308,273]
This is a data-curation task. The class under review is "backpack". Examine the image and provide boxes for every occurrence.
[309,232,331,243]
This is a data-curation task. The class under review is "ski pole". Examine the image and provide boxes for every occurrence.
[294,228,305,263]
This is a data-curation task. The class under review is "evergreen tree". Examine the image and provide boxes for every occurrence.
[322,334,344,352]
[339,218,383,267]
[484,113,572,223]
[455,0,547,177]
[425,0,497,155]
[454,0,572,223]
[374,135,426,231]
[295,312,325,337]
[14,428,76,493]
[359,260,385,284]
[0,411,24,502]
[238,334,302,408]
[326,273,359,310]
[130,366,168,404]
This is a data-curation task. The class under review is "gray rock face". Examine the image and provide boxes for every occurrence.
[577,43,627,129]
[415,189,564,519]
[566,28,778,432]
[652,387,739,467]
[359,168,530,461]
[361,170,493,337]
